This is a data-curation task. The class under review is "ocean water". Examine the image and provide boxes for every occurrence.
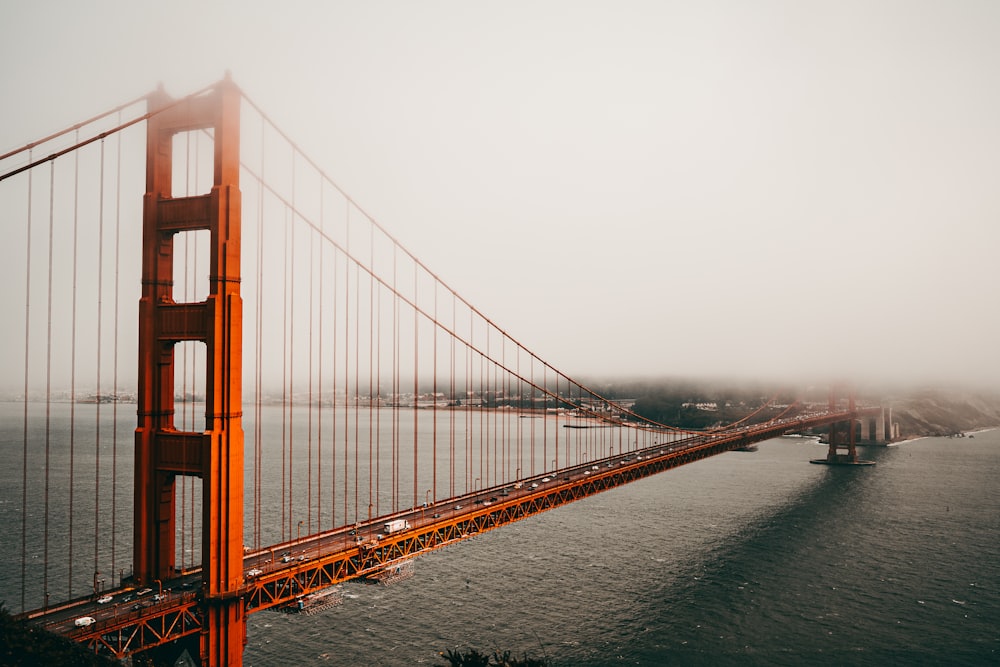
[242,431,1000,666]
[1,402,997,665]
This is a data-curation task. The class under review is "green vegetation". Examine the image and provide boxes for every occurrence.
[624,379,797,429]
[0,603,118,667]
[437,648,552,667]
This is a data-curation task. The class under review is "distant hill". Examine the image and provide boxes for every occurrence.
[886,389,1000,437]
[616,378,1000,438]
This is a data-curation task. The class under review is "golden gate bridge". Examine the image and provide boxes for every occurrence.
[0,76,885,666]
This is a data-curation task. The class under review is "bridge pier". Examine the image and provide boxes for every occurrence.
[858,405,899,445]
[811,391,875,466]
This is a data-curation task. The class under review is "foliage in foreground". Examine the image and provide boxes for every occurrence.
[437,647,552,667]
[0,602,118,667]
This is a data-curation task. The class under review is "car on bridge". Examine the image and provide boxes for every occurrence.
[97,595,113,604]
[74,616,96,627]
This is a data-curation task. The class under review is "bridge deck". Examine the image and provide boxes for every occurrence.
[25,409,873,659]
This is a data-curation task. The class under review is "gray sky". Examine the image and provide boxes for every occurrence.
[2,1,999,390]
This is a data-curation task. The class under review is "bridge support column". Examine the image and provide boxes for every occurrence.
[135,75,245,666]
[875,406,887,443]
[811,391,875,466]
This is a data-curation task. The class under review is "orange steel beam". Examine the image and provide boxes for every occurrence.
[134,75,244,666]
[65,595,202,661]
[239,408,871,612]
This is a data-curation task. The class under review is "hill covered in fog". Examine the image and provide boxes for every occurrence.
[596,378,1000,438]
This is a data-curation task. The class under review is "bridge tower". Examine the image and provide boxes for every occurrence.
[134,76,245,665]
[811,389,874,466]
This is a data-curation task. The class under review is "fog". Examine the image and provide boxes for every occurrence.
[2,1,999,391]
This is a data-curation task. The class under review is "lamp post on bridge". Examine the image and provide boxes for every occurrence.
[297,520,304,545]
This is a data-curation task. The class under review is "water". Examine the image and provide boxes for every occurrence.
[243,432,999,666]
[1,402,997,665]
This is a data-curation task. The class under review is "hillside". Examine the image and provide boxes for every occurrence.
[885,389,1000,437]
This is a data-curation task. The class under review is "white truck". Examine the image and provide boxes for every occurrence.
[383,519,411,534]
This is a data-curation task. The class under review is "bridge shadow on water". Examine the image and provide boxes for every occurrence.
[623,440,995,667]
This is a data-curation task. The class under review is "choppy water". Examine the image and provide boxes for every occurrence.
[1,401,997,665]
[242,431,999,666]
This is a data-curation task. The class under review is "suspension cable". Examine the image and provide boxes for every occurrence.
[0,94,147,162]
[1,85,215,184]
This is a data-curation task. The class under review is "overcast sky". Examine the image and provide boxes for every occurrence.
[2,1,999,390]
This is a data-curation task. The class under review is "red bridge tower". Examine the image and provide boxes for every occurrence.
[134,76,245,665]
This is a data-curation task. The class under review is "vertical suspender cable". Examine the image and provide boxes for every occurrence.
[541,366,547,477]
[374,270,382,515]
[449,294,455,498]
[392,247,398,511]
[112,116,121,584]
[375,265,381,519]
[466,312,472,491]
[21,149,33,612]
[412,261,418,507]
[43,162,54,608]
[368,224,374,522]
[354,258,360,522]
[69,136,79,597]
[317,181,324,530]
[289,152,297,540]
[254,120,265,550]
[432,281,437,503]
[342,208,349,524]
[345,224,361,516]
[308,196,314,536]
[330,249,347,526]
[479,345,484,487]
[289,188,296,539]
[485,328,490,488]
[94,138,105,590]
[281,205,288,541]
